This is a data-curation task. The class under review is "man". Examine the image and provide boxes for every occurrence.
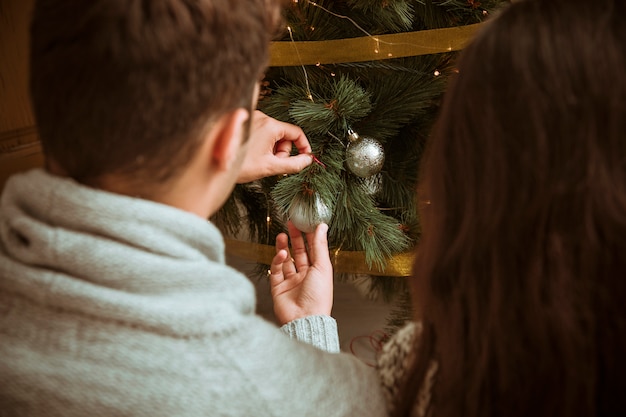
[0,1,387,415]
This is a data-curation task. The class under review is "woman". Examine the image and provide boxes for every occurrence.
[377,0,626,416]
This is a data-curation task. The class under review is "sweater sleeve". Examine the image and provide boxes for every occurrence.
[279,315,340,353]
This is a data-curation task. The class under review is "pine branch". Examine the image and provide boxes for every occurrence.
[218,0,512,302]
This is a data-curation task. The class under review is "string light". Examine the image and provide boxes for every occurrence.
[286,26,314,102]
[326,131,344,145]
[302,0,459,55]
[284,0,475,100]
[308,1,375,40]
[265,195,272,244]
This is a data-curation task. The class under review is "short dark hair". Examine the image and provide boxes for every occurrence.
[30,0,282,184]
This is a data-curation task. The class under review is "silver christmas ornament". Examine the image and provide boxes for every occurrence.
[288,192,333,233]
[360,173,383,196]
[345,130,385,178]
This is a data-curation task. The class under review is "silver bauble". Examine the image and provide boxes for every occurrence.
[288,193,333,233]
[345,134,385,178]
[360,173,383,196]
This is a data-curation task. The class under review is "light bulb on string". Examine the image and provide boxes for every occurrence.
[300,0,451,56]
[286,25,314,102]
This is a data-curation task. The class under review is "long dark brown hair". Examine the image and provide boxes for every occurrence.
[395,0,626,416]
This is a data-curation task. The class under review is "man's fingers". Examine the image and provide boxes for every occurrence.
[287,221,311,272]
[275,232,297,277]
[269,249,288,287]
[277,122,311,155]
[275,232,289,253]
[306,223,331,270]
[274,153,313,174]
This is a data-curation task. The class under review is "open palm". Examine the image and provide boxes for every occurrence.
[269,221,333,325]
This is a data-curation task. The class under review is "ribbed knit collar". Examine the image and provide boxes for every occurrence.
[0,169,255,337]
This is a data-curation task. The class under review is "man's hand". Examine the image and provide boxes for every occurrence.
[269,221,333,325]
[237,111,313,183]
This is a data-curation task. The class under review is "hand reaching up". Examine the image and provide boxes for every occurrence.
[269,221,334,325]
[237,111,313,183]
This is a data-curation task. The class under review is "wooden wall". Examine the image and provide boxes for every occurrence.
[0,0,43,192]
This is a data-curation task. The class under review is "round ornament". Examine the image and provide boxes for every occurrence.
[345,130,385,178]
[360,173,383,196]
[288,192,333,233]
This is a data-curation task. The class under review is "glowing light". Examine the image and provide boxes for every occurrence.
[287,25,314,102]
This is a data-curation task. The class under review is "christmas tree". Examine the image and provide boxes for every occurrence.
[215,0,509,325]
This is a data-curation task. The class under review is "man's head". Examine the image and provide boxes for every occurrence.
[30,0,281,190]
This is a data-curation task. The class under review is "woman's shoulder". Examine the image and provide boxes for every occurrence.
[377,321,437,417]
[376,322,421,408]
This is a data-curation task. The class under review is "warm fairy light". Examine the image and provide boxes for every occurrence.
[434,70,440,76]
[330,72,336,76]
[266,216,271,222]
[286,25,314,102]
[296,0,463,60]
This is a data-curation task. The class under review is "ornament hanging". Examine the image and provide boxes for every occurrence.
[288,192,333,233]
[345,129,385,178]
[360,173,383,196]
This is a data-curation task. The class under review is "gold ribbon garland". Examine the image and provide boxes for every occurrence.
[225,238,415,277]
[252,24,485,275]
[1,23,486,277]
[269,23,483,66]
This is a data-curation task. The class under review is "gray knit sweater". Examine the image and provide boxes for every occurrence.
[0,169,387,417]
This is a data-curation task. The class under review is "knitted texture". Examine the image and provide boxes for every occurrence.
[280,315,340,353]
[0,169,387,417]
[376,321,438,417]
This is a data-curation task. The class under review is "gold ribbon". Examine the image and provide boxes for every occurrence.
[260,24,478,274]
[269,23,483,67]
[5,23,474,275]
[224,238,414,277]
